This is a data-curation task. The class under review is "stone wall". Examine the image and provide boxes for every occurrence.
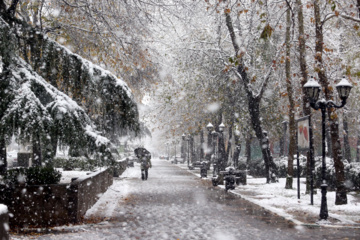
[69,168,114,222]
[0,168,113,228]
[0,204,9,240]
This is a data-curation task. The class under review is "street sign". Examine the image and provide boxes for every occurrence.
[297,116,310,151]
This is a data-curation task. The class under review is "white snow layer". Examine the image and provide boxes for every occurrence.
[0,204,8,215]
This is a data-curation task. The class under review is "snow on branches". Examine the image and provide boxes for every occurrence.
[0,16,137,162]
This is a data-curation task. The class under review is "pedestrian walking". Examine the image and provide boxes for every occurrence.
[134,147,152,180]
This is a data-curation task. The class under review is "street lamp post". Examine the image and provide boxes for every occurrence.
[183,134,191,167]
[206,122,225,177]
[165,143,169,160]
[174,141,176,162]
[182,133,186,162]
[206,123,214,163]
[187,134,191,167]
[174,140,179,164]
[304,76,352,220]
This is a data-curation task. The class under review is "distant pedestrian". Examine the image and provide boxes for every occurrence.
[140,152,152,180]
[134,147,152,180]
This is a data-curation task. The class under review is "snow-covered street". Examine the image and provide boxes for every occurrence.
[11,159,360,240]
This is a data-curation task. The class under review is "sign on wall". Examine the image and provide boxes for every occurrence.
[297,116,310,151]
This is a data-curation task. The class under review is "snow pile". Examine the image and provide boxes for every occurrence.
[59,170,102,183]
[230,177,360,225]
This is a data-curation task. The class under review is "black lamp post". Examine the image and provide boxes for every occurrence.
[303,76,352,220]
[207,122,225,176]
[206,122,214,163]
[183,134,191,167]
[182,133,186,161]
[218,123,226,171]
[165,143,169,160]
[174,141,177,162]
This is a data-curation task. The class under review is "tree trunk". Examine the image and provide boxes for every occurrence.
[0,0,6,14]
[0,138,7,175]
[32,134,42,166]
[248,98,277,183]
[314,0,347,205]
[51,136,58,159]
[226,124,233,167]
[285,7,296,189]
[206,130,212,161]
[357,132,360,162]
[224,9,277,183]
[7,0,20,16]
[190,135,194,164]
[280,121,287,157]
[245,131,252,167]
[233,133,241,169]
[343,110,351,162]
[219,131,226,172]
[200,129,204,160]
[296,0,315,194]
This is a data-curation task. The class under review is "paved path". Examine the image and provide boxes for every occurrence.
[12,159,360,240]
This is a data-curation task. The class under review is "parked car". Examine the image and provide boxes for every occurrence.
[127,155,138,167]
[170,157,185,164]
[121,155,137,167]
[176,157,185,164]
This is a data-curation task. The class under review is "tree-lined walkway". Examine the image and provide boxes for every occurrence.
[13,159,360,240]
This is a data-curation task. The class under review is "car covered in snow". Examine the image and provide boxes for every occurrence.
[121,155,137,167]
[170,157,185,164]
[6,151,18,167]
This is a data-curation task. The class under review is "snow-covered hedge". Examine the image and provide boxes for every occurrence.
[2,167,61,186]
[53,157,98,171]
[314,159,360,191]
[245,156,307,178]
[246,155,360,190]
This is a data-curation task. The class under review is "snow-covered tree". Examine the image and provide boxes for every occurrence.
[0,1,140,169]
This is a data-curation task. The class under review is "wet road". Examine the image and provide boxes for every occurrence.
[13,159,360,240]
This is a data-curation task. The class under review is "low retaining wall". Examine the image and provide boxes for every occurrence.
[0,204,9,240]
[0,168,113,228]
[70,168,113,222]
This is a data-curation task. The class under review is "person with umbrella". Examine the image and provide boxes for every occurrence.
[134,147,152,180]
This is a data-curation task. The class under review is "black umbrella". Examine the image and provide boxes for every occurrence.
[134,147,150,158]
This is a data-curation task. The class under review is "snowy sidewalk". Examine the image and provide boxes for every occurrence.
[11,159,360,240]
[177,163,360,228]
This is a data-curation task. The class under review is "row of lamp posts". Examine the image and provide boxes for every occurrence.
[180,122,225,172]
[175,75,352,220]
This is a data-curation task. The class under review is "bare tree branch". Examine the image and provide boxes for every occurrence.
[7,0,19,16]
